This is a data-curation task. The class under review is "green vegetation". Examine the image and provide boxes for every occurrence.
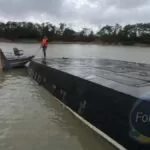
[0,21,150,45]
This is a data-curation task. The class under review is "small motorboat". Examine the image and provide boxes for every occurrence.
[0,48,34,70]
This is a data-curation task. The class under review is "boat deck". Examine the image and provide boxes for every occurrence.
[34,58,150,99]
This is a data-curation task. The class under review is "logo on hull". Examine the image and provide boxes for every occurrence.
[130,97,150,144]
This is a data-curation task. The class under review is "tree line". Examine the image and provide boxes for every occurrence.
[0,21,150,45]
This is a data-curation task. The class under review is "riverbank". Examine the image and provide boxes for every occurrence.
[0,39,104,45]
[0,38,150,47]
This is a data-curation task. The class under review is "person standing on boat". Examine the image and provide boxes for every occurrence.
[41,36,48,62]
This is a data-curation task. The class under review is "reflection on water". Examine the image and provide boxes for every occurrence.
[0,69,117,150]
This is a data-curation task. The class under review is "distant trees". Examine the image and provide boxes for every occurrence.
[0,21,150,45]
[96,23,150,45]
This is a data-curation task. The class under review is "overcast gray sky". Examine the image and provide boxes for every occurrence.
[0,0,150,30]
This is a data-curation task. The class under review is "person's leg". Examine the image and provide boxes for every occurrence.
[42,46,47,63]
[42,46,47,59]
[43,49,46,59]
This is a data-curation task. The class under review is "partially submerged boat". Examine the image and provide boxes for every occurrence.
[28,58,150,150]
[0,48,34,70]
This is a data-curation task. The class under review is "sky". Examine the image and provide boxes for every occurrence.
[0,0,150,30]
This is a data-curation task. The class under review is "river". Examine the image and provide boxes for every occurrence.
[0,42,149,150]
[1,42,150,63]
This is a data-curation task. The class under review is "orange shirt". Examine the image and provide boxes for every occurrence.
[42,38,48,47]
